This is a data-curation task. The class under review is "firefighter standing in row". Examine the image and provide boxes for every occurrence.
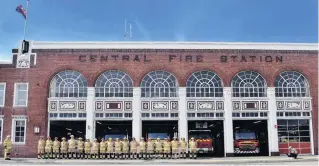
[130,137,139,159]
[52,137,60,159]
[179,137,187,159]
[84,139,91,159]
[114,138,122,159]
[91,138,100,159]
[99,138,106,159]
[37,136,45,159]
[155,138,163,159]
[3,135,12,160]
[45,137,53,159]
[68,135,76,159]
[139,137,146,159]
[122,137,130,159]
[171,137,179,159]
[77,137,84,159]
[60,137,68,159]
[106,138,114,159]
[163,138,171,159]
[146,138,154,159]
[189,137,197,159]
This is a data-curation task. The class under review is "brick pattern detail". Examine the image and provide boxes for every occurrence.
[0,49,317,157]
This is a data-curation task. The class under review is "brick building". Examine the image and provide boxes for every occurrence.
[0,41,317,157]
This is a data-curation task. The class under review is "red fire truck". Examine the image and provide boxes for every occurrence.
[234,131,260,154]
[188,122,214,154]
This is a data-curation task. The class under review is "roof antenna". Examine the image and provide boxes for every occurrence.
[124,18,132,41]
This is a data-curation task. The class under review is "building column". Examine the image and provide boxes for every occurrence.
[85,87,95,141]
[223,87,234,157]
[178,87,188,141]
[132,87,142,141]
[267,87,280,156]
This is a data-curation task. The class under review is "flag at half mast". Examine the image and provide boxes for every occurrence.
[16,5,27,19]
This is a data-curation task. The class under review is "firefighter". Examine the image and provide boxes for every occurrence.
[155,138,163,159]
[99,138,106,159]
[114,138,122,159]
[60,137,68,159]
[106,138,114,159]
[91,138,100,159]
[77,137,84,159]
[130,137,139,159]
[138,137,146,159]
[146,138,154,159]
[287,146,298,159]
[163,138,171,159]
[3,135,12,160]
[189,137,197,159]
[122,137,130,159]
[171,137,179,159]
[179,137,187,159]
[52,137,60,159]
[84,139,91,159]
[45,136,53,159]
[37,136,46,159]
[68,135,76,159]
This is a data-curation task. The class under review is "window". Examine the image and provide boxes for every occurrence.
[231,71,267,97]
[277,119,310,143]
[14,83,28,107]
[186,70,223,97]
[275,71,309,97]
[141,71,178,98]
[50,70,88,98]
[12,119,26,144]
[95,70,133,97]
[0,83,6,107]
[0,119,3,143]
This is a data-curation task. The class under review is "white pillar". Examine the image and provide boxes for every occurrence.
[85,87,95,141]
[267,87,279,156]
[132,87,142,141]
[223,87,234,157]
[178,88,188,141]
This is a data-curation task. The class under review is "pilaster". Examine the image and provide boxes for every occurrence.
[132,87,142,141]
[85,87,95,141]
[178,88,188,141]
[223,87,234,157]
[267,87,280,156]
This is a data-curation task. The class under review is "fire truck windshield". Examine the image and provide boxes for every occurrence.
[148,133,169,139]
[235,132,257,140]
[104,134,127,140]
[189,131,211,139]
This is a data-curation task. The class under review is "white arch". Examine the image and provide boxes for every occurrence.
[186,70,224,97]
[49,70,88,97]
[231,71,267,97]
[95,70,134,97]
[275,71,310,97]
[140,70,179,97]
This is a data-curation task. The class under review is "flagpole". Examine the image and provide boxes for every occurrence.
[23,0,29,40]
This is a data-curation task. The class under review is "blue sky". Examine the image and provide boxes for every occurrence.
[0,0,317,60]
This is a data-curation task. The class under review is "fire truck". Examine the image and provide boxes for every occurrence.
[188,122,214,154]
[233,131,260,154]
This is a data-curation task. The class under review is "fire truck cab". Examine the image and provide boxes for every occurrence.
[188,122,214,154]
[234,131,260,154]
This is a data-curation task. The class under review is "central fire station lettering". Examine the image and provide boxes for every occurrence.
[79,55,283,63]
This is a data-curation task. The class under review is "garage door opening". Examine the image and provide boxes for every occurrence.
[188,120,224,157]
[95,121,132,140]
[233,120,269,156]
[142,121,178,141]
[49,121,86,139]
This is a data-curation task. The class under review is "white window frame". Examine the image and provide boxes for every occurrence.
[0,117,3,144]
[13,83,29,107]
[11,117,27,145]
[0,83,6,107]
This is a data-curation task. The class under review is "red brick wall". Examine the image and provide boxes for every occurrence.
[0,49,317,157]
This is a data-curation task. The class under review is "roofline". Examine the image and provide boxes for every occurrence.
[30,41,318,51]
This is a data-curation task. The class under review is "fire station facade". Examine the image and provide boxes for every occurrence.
[0,41,317,157]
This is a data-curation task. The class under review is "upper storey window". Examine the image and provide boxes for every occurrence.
[186,70,223,97]
[141,70,178,98]
[231,71,267,97]
[275,71,309,97]
[50,70,88,98]
[95,70,133,97]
